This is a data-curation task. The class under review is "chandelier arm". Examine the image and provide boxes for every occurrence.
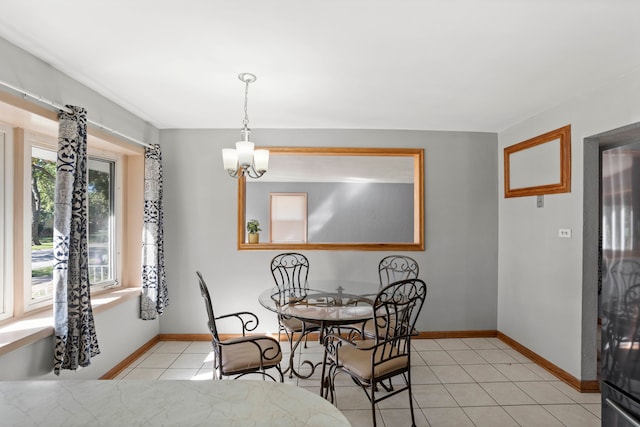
[245,164,266,179]
[226,168,241,178]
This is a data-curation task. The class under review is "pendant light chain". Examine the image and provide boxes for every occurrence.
[243,79,250,129]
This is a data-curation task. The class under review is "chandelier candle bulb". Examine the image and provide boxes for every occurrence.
[254,149,269,171]
[236,140,255,167]
[222,148,238,171]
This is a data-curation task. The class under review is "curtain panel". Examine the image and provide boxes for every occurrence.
[140,143,168,319]
[53,105,100,374]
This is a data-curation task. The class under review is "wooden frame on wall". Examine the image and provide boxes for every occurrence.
[237,147,425,251]
[504,124,571,198]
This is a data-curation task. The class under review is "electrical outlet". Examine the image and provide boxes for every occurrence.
[559,228,572,238]
[536,195,544,208]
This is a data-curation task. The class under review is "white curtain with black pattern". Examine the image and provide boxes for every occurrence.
[140,143,168,319]
[53,105,100,374]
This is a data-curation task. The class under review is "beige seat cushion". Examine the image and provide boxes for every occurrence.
[337,343,408,381]
[280,316,319,332]
[280,316,304,331]
[220,336,282,374]
[353,339,378,349]
[363,314,398,338]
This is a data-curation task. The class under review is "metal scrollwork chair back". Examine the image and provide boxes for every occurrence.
[323,278,427,427]
[269,253,321,377]
[271,252,310,294]
[196,271,283,382]
[378,255,420,289]
[362,255,420,339]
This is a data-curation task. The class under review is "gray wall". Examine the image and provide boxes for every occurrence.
[0,298,158,380]
[498,70,640,380]
[246,182,414,243]
[0,37,158,146]
[159,129,499,335]
[0,36,160,379]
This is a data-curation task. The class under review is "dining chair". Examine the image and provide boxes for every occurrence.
[270,253,321,375]
[322,278,427,427]
[378,255,420,289]
[196,271,284,382]
[360,255,421,340]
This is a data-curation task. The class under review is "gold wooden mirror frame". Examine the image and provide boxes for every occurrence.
[504,124,571,198]
[237,147,424,251]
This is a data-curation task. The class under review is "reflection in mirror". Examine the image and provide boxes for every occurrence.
[238,147,424,251]
[509,139,560,188]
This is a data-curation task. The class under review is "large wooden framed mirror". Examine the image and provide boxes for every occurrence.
[504,124,571,198]
[237,147,424,251]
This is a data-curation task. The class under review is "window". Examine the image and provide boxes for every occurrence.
[29,144,56,303]
[88,157,116,285]
[0,129,123,320]
[21,131,123,313]
[0,124,9,319]
[270,193,307,243]
[0,98,144,323]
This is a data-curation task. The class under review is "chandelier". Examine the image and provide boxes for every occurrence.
[222,73,269,179]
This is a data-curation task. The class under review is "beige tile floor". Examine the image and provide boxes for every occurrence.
[114,338,601,427]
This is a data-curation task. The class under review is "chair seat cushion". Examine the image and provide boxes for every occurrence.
[337,342,408,381]
[362,314,398,338]
[353,339,378,349]
[220,336,282,374]
[280,316,320,332]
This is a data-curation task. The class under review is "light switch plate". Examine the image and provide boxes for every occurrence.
[536,195,544,208]
[559,228,572,238]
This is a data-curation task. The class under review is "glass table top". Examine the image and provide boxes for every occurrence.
[258,280,377,324]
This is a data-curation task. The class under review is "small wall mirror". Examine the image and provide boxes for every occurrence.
[504,125,571,198]
[238,147,424,251]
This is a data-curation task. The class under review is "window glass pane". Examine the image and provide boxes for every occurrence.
[0,127,5,316]
[30,151,116,301]
[270,193,307,243]
[31,146,56,300]
[88,158,115,284]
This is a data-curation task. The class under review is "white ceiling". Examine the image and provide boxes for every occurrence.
[0,1,639,133]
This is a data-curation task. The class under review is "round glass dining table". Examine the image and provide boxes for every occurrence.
[259,281,376,325]
[258,280,378,381]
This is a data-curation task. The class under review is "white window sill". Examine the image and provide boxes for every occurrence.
[0,288,140,357]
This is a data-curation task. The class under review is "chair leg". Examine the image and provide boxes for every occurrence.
[320,350,329,399]
[407,372,416,427]
[370,380,377,427]
[322,362,337,404]
[328,367,338,404]
[212,352,222,380]
[380,378,394,392]
[287,332,296,378]
[277,364,284,382]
